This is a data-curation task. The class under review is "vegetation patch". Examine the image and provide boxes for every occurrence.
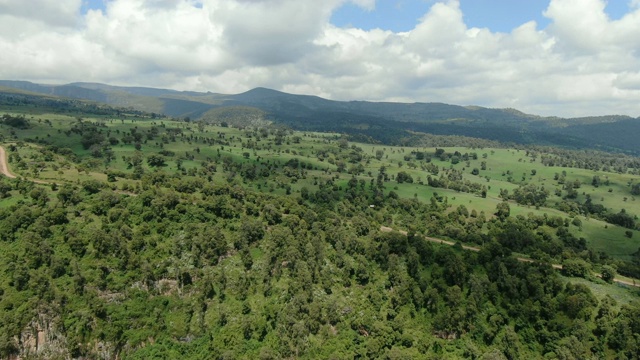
[0,95,639,359]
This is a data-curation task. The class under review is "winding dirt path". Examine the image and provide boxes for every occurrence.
[381,226,482,252]
[380,225,639,288]
[0,145,136,196]
[0,145,16,179]
[0,145,49,185]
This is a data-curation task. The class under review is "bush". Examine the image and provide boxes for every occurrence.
[601,265,616,283]
[396,171,413,184]
[562,258,591,278]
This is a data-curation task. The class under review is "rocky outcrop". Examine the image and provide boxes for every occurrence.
[14,313,70,360]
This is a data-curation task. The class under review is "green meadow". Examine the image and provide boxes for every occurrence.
[2,110,639,264]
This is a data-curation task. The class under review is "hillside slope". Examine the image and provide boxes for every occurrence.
[1,80,639,153]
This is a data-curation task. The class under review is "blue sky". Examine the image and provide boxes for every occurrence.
[330,0,632,32]
[80,0,106,14]
[81,0,634,33]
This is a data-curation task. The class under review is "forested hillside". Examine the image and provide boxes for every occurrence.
[2,81,640,154]
[0,96,639,359]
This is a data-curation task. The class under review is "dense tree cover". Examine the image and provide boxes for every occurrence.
[0,165,639,359]
[0,92,164,119]
[535,146,640,174]
[203,94,640,154]
[511,184,549,207]
[1,102,639,358]
[1,114,30,129]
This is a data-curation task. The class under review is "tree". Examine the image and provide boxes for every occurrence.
[82,179,105,194]
[512,184,549,207]
[0,180,11,198]
[601,266,616,283]
[495,201,510,221]
[606,209,636,229]
[239,218,265,247]
[2,114,30,128]
[147,154,166,167]
[29,187,48,206]
[493,218,535,252]
[0,333,18,358]
[396,171,413,184]
[352,216,370,236]
[562,258,591,278]
[633,247,640,266]
[262,204,282,225]
[12,264,30,291]
[80,130,105,150]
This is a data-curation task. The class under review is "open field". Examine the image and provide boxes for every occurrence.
[2,108,639,265]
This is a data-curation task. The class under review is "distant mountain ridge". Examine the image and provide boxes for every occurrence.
[0,80,638,153]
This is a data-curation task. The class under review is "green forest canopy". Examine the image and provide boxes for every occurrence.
[0,103,639,359]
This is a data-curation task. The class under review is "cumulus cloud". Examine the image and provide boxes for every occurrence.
[0,0,81,27]
[210,0,333,66]
[0,0,639,117]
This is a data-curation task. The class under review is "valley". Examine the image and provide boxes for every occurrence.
[0,90,639,359]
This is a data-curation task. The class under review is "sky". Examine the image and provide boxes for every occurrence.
[1,0,640,117]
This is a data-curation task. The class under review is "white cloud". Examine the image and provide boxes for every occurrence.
[543,0,609,54]
[349,0,375,11]
[614,72,640,90]
[209,0,335,66]
[0,0,81,27]
[0,0,639,117]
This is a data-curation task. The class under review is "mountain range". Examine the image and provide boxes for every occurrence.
[1,80,638,154]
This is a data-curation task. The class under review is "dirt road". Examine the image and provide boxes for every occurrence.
[380,225,639,288]
[0,145,16,179]
[0,145,139,197]
[0,145,51,185]
[380,226,481,252]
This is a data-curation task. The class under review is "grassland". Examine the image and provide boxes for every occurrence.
[1,107,640,265]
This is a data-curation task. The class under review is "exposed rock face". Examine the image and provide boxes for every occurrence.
[11,313,121,360]
[90,341,117,360]
[14,313,70,360]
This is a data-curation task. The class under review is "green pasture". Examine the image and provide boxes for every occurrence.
[2,111,640,261]
[559,275,640,308]
[575,217,639,261]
